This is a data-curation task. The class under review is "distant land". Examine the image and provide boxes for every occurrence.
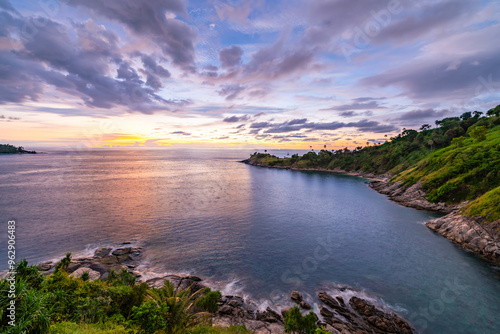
[0,144,37,154]
[245,104,500,263]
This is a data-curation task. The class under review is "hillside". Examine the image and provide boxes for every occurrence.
[245,104,500,222]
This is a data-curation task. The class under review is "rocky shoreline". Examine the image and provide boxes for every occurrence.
[33,246,415,334]
[243,159,500,264]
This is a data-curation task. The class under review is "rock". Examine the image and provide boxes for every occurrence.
[36,262,52,271]
[93,247,112,258]
[218,305,235,316]
[256,307,282,323]
[320,306,334,318]
[98,255,119,265]
[228,298,244,308]
[122,241,132,245]
[299,301,311,310]
[426,211,500,264]
[281,306,293,318]
[66,262,81,273]
[290,291,303,303]
[318,292,340,309]
[112,247,132,256]
[349,297,413,334]
[70,267,101,281]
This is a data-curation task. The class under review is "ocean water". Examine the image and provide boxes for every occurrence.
[1,148,499,333]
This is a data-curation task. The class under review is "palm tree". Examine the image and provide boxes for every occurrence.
[147,280,209,334]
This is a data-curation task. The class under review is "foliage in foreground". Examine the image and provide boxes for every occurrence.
[284,306,319,334]
[0,256,222,334]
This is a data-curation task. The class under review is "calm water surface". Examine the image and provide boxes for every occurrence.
[1,149,499,333]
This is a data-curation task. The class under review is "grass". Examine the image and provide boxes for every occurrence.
[463,186,500,222]
[49,321,130,334]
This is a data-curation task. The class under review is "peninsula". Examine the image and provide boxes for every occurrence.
[0,144,37,154]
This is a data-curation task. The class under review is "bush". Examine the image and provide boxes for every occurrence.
[284,306,318,334]
[195,289,222,313]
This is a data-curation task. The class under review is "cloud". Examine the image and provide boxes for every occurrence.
[219,45,243,69]
[223,115,249,122]
[398,109,450,121]
[141,54,171,78]
[217,84,245,100]
[249,118,398,134]
[65,0,196,71]
[0,13,186,113]
[325,100,385,111]
[171,131,191,136]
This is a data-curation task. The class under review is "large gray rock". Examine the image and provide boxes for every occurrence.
[94,247,112,258]
[427,211,500,263]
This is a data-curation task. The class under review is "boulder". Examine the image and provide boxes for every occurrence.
[112,247,132,256]
[281,306,292,317]
[93,247,112,258]
[299,301,312,310]
[256,307,282,323]
[36,262,53,271]
[290,291,303,303]
[70,267,101,281]
[318,292,340,309]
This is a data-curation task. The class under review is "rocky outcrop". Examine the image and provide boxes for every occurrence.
[369,181,455,213]
[145,274,207,294]
[427,211,500,262]
[317,292,414,334]
[36,245,143,280]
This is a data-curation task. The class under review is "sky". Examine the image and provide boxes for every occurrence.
[0,0,499,149]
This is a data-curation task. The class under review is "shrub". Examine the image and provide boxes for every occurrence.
[284,306,318,334]
[195,289,222,313]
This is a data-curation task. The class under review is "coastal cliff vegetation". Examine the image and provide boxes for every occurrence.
[246,104,500,223]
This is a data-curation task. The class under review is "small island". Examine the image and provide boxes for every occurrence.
[0,144,37,154]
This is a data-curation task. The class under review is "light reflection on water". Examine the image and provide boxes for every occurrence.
[1,148,500,333]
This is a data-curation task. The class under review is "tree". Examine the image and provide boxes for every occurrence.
[487,104,500,117]
[133,280,208,334]
[473,111,483,118]
[469,126,488,141]
[460,112,472,120]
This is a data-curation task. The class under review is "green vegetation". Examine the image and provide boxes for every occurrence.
[0,144,36,154]
[247,105,500,222]
[283,306,318,334]
[0,255,225,334]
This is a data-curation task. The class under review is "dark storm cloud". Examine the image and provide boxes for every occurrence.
[64,0,196,71]
[0,10,184,113]
[219,45,243,69]
[223,115,249,122]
